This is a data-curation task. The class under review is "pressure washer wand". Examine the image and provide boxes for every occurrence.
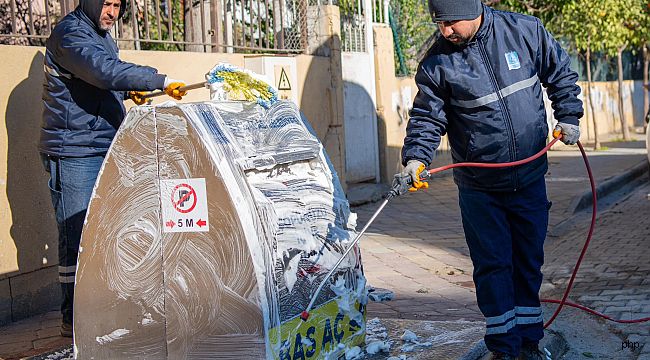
[300,197,390,321]
[299,173,424,321]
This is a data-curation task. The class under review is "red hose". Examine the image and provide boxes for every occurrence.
[424,138,649,327]
[541,299,650,324]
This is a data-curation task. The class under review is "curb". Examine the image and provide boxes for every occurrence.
[569,160,649,214]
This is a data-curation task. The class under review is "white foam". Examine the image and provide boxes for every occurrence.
[284,253,302,293]
[344,346,363,359]
[401,329,418,342]
[95,328,131,344]
[365,340,390,354]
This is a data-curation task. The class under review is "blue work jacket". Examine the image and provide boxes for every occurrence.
[402,5,583,191]
[40,0,166,157]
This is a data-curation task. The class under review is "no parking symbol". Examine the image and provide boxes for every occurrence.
[160,178,209,233]
[172,183,197,213]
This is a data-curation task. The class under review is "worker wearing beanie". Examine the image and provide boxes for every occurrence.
[398,0,583,359]
[40,0,188,338]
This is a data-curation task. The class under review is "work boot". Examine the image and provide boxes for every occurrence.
[490,352,517,360]
[518,343,545,360]
[60,321,73,338]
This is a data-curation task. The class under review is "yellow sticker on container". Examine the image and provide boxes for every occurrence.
[269,299,366,359]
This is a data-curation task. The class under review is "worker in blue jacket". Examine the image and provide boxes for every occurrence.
[399,1,583,359]
[40,0,187,337]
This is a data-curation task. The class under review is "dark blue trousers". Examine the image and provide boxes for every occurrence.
[42,155,104,325]
[458,176,550,357]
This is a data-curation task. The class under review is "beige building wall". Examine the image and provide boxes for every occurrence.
[0,44,343,324]
[577,80,646,140]
[303,5,346,188]
[0,46,57,323]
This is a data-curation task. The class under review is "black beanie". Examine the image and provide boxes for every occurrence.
[428,0,483,22]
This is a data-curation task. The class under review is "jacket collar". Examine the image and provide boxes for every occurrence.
[472,4,493,43]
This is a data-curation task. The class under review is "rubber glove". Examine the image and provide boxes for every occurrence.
[128,91,147,105]
[554,123,580,145]
[163,77,187,100]
[402,160,429,192]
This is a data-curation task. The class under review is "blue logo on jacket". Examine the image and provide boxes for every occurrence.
[505,51,520,70]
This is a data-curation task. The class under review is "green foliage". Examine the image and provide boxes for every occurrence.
[339,0,359,18]
[121,0,184,51]
[503,0,650,58]
[390,0,436,74]
[389,7,409,75]
[557,0,641,58]
[560,0,608,54]
[624,0,650,49]
[496,1,650,75]
[493,0,563,31]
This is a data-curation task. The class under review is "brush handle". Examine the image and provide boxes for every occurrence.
[142,81,207,99]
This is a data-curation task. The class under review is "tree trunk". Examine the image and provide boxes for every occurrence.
[587,42,600,150]
[617,45,629,140]
[643,44,650,132]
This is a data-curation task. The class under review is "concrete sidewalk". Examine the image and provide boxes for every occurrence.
[0,311,71,360]
[0,136,647,359]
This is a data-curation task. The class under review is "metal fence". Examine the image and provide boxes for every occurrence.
[0,0,308,52]
[371,0,387,24]
[339,0,365,52]
[339,0,387,53]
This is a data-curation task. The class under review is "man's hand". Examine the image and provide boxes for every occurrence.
[128,91,147,105]
[554,123,580,145]
[402,160,429,192]
[163,77,187,100]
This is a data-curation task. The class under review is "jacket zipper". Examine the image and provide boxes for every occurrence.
[476,41,519,190]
